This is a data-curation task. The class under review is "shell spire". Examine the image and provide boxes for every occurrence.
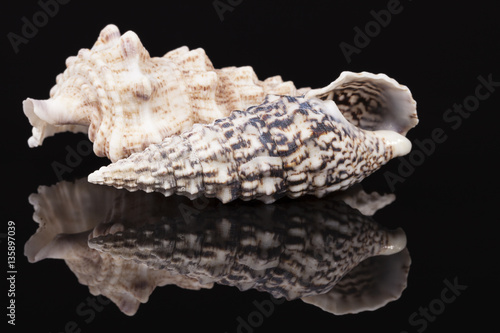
[88,94,413,203]
[23,24,305,162]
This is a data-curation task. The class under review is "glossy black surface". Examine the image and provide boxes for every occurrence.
[4,0,499,331]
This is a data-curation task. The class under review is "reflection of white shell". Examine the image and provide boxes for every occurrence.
[333,184,396,216]
[24,179,212,316]
[23,24,305,162]
[89,94,413,203]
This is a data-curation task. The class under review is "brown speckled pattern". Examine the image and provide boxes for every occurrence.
[23,24,305,162]
[307,71,418,135]
[88,95,406,203]
[89,198,405,301]
[24,26,418,165]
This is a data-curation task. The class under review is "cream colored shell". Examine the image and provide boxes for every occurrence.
[23,24,306,162]
[23,25,418,163]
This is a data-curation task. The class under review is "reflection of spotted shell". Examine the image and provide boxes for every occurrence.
[89,194,409,315]
[89,92,415,203]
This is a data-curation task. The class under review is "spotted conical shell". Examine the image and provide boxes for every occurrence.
[88,93,413,203]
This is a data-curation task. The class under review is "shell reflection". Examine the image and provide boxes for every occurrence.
[25,179,410,316]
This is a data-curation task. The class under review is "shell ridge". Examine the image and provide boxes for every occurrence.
[189,123,239,201]
[243,99,288,200]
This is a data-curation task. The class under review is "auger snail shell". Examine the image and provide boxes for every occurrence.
[23,24,417,163]
[88,89,417,203]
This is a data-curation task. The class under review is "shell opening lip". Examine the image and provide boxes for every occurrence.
[23,98,45,148]
[24,98,53,125]
[374,130,412,158]
[24,98,77,126]
[305,71,418,136]
[379,227,407,255]
[23,97,90,148]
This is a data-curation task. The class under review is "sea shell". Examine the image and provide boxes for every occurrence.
[88,92,414,203]
[24,179,213,316]
[23,24,307,162]
[88,189,409,314]
[23,24,417,163]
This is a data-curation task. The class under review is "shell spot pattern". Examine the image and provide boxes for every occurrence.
[88,94,415,203]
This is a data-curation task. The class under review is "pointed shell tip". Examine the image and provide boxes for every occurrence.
[87,170,103,184]
[375,130,412,158]
[380,228,407,255]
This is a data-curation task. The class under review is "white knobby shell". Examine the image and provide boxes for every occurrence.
[23,24,306,162]
[23,24,417,163]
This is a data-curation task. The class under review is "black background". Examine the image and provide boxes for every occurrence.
[3,0,499,332]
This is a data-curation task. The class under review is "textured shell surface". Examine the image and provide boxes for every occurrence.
[23,24,417,163]
[88,187,409,314]
[88,93,414,203]
[23,24,306,162]
[24,179,212,316]
[301,248,410,315]
[306,71,418,135]
[25,178,409,316]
